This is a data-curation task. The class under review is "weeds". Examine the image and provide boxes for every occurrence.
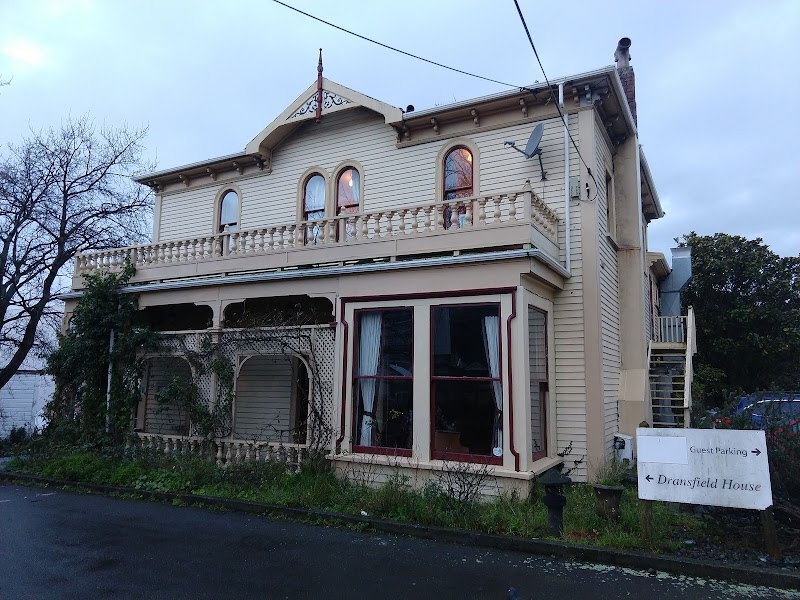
[6,449,703,552]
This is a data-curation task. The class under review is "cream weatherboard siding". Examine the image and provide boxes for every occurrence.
[233,355,296,442]
[551,113,588,477]
[595,121,622,454]
[156,108,572,255]
[143,357,191,435]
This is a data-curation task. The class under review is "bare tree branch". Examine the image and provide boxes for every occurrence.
[0,114,155,388]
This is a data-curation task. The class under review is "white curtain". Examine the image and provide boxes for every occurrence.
[482,315,503,455]
[358,312,382,446]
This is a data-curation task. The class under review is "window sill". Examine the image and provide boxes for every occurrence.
[328,452,563,480]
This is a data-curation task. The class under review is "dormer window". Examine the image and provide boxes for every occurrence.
[218,190,239,233]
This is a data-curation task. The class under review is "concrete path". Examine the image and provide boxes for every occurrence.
[0,482,793,600]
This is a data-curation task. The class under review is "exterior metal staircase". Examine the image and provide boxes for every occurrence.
[649,307,696,428]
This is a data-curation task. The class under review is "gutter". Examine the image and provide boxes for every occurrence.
[400,66,619,123]
[59,248,571,300]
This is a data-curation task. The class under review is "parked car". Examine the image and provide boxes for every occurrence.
[736,393,799,434]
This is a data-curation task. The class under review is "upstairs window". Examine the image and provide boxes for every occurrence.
[443,147,473,229]
[218,190,239,233]
[303,173,326,244]
[337,167,361,241]
[443,147,473,200]
[336,167,361,215]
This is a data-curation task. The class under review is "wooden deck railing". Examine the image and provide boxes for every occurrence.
[74,189,559,278]
[652,315,687,344]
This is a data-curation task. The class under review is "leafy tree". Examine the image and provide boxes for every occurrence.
[0,115,153,390]
[45,265,159,445]
[678,232,800,404]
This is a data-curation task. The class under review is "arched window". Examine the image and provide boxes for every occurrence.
[336,167,360,215]
[303,173,326,244]
[336,167,361,241]
[218,190,239,233]
[443,147,473,200]
[442,147,473,229]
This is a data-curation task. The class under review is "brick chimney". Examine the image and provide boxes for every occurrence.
[614,37,637,126]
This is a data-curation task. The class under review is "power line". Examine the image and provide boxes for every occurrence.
[511,0,599,201]
[271,0,521,90]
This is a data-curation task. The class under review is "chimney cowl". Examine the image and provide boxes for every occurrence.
[614,37,632,69]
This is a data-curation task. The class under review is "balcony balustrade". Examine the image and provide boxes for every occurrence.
[73,189,560,288]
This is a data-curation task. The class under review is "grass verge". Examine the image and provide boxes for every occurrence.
[4,449,701,552]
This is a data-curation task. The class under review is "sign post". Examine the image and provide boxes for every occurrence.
[637,428,778,558]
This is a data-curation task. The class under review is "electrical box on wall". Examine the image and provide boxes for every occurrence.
[613,433,634,464]
[569,176,581,198]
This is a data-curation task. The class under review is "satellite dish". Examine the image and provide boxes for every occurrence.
[523,123,544,158]
[503,123,548,180]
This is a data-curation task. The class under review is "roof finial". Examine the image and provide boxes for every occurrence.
[315,48,324,123]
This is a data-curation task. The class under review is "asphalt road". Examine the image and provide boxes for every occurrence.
[0,483,794,600]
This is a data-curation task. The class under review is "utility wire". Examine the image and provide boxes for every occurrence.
[511,0,599,200]
[271,0,521,90]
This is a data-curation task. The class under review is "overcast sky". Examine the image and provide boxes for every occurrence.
[2,0,798,259]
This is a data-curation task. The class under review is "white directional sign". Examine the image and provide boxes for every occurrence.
[637,428,772,510]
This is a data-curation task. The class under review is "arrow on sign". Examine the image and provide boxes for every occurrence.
[752,448,762,456]
[645,475,653,482]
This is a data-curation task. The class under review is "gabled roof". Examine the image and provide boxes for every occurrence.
[244,78,403,155]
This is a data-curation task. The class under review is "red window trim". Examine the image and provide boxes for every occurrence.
[429,302,503,465]
[351,306,414,455]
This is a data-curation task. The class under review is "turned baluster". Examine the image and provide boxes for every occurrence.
[450,204,459,229]
[257,229,265,253]
[493,196,502,221]
[215,441,224,466]
[508,194,517,220]
[224,443,233,466]
[288,446,298,467]
[360,215,368,239]
[465,201,474,226]
[397,209,407,235]
[277,444,287,465]
[436,205,445,230]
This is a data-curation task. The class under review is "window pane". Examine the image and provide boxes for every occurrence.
[355,379,413,450]
[220,191,238,227]
[432,305,498,378]
[354,308,413,450]
[304,175,326,212]
[528,307,547,459]
[433,380,496,456]
[337,168,360,210]
[444,148,473,198]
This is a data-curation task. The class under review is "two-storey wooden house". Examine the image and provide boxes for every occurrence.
[63,39,695,490]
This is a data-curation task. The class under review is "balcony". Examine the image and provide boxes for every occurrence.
[72,188,560,289]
